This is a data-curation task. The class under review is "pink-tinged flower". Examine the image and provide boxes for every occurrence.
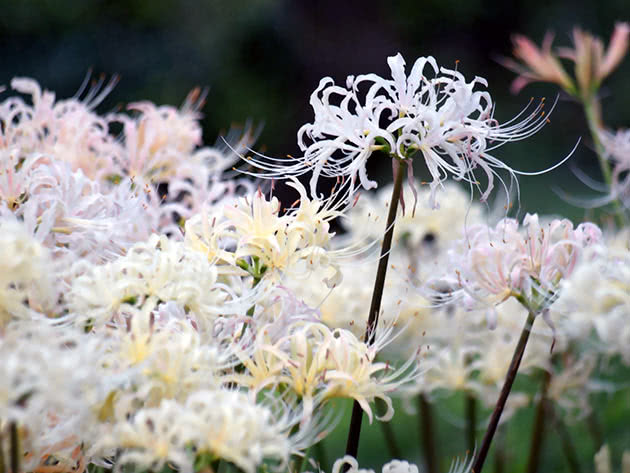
[504,23,630,98]
[244,53,552,208]
[501,33,575,94]
[558,22,630,95]
[19,160,157,263]
[109,89,206,182]
[427,214,601,322]
[0,76,121,180]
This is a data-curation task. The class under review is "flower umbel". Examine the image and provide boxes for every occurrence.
[245,53,551,207]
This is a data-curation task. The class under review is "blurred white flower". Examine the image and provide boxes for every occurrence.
[68,234,233,332]
[0,218,55,325]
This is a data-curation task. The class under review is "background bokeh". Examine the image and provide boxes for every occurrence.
[2,1,630,471]
[2,0,630,220]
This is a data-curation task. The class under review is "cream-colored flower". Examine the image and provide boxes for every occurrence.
[185,178,343,287]
[0,218,55,326]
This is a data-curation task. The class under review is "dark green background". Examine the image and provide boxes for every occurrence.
[2,0,630,220]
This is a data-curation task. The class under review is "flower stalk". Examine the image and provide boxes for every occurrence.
[494,426,506,473]
[9,422,18,473]
[582,97,627,226]
[0,426,5,473]
[472,310,537,473]
[552,407,582,473]
[419,393,438,473]
[586,410,604,450]
[344,157,406,463]
[526,369,552,473]
[466,392,477,454]
[377,399,402,459]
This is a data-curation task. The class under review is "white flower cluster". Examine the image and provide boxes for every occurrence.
[1,49,627,473]
[0,75,428,473]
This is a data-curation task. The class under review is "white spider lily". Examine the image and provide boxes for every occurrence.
[244,53,556,207]
[236,321,421,424]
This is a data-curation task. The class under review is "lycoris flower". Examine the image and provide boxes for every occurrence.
[427,214,601,326]
[245,53,556,208]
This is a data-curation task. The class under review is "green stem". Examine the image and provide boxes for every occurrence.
[376,398,401,458]
[586,409,603,451]
[466,392,477,454]
[9,422,18,473]
[583,98,612,185]
[343,159,406,464]
[419,394,437,473]
[583,97,626,227]
[472,310,537,473]
[551,407,582,473]
[525,369,552,473]
[238,275,262,339]
[379,421,402,459]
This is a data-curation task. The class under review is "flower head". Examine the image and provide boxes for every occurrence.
[245,53,551,208]
[428,214,601,321]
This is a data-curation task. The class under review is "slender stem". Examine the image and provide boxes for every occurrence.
[377,399,402,458]
[238,275,262,339]
[343,159,406,463]
[586,409,603,451]
[551,407,582,473]
[526,369,552,473]
[472,310,537,473]
[583,97,626,227]
[583,98,612,185]
[466,392,477,454]
[0,425,5,473]
[9,422,18,473]
[418,394,437,473]
[379,421,402,459]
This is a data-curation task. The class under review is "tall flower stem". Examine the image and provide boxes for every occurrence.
[466,392,477,454]
[377,399,402,458]
[418,393,437,473]
[0,426,5,473]
[552,407,582,473]
[472,310,537,473]
[582,97,626,227]
[344,158,406,462]
[526,369,552,473]
[494,426,506,473]
[583,97,612,186]
[9,422,18,473]
[586,410,603,450]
